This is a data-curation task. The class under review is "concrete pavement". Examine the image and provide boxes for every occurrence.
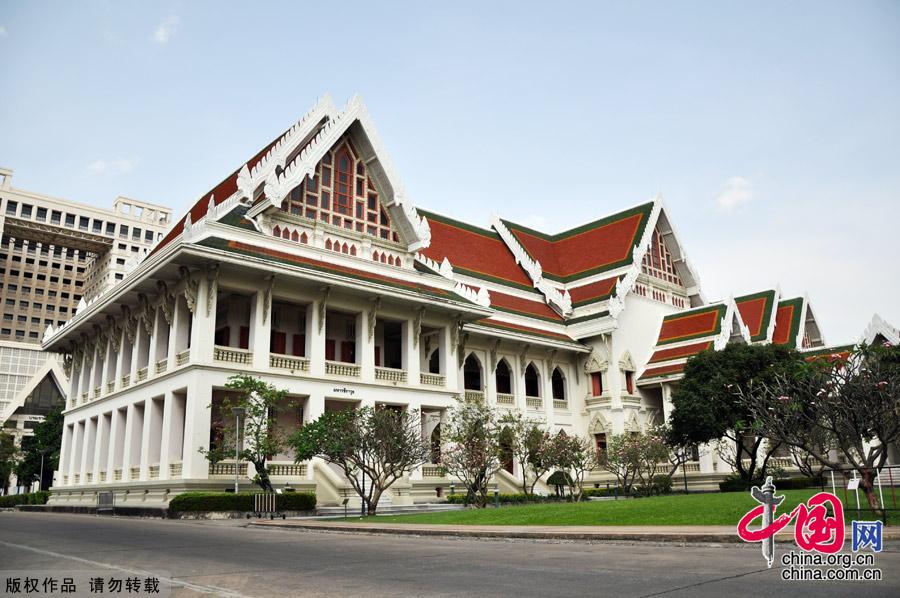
[1,511,897,597]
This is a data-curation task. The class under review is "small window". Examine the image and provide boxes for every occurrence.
[65,214,75,227]
[591,372,603,397]
[144,230,154,243]
[78,216,89,230]
[625,371,635,395]
[107,223,116,235]
[5,200,17,216]
[36,207,47,221]
[92,220,102,233]
[21,204,33,218]
[51,210,62,224]
[119,225,128,239]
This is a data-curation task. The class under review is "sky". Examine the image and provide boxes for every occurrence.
[1,1,898,343]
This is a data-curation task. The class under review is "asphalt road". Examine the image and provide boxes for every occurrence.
[1,512,897,597]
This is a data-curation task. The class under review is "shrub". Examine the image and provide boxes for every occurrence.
[167,492,315,514]
[445,492,568,505]
[652,474,673,495]
[0,491,49,508]
[582,486,626,498]
[719,475,823,492]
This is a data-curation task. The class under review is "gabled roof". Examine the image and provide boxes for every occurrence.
[1,358,67,421]
[802,344,855,363]
[499,203,655,283]
[489,289,565,322]
[638,300,749,384]
[772,297,806,348]
[862,313,899,346]
[568,275,620,308]
[418,209,534,290]
[735,289,779,343]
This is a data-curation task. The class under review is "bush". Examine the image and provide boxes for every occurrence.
[718,475,824,493]
[582,486,626,498]
[445,492,568,505]
[652,474,673,495]
[0,491,49,508]
[167,492,315,514]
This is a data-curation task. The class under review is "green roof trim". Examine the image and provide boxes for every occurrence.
[777,297,805,347]
[657,303,727,346]
[418,209,498,240]
[566,310,611,325]
[735,289,777,342]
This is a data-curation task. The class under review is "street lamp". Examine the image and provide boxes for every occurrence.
[231,406,245,494]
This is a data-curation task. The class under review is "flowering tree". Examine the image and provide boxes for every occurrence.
[552,433,596,501]
[498,411,556,495]
[441,394,503,508]
[741,343,900,510]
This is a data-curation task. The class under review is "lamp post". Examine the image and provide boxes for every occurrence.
[231,407,245,494]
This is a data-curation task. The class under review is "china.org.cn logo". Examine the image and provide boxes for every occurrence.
[736,476,883,568]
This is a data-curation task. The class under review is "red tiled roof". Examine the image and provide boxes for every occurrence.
[569,276,619,307]
[476,318,575,342]
[647,341,713,364]
[773,298,804,346]
[151,129,291,257]
[803,345,854,363]
[489,290,563,322]
[501,203,654,282]
[656,304,726,346]
[640,363,685,380]
[418,210,534,290]
[735,290,777,342]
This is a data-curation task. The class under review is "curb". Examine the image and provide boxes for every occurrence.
[248,521,749,543]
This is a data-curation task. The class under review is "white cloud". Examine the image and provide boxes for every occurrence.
[0,25,7,38]
[153,16,179,45]
[716,176,753,211]
[87,158,138,176]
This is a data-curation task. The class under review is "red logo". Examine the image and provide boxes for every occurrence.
[738,492,845,553]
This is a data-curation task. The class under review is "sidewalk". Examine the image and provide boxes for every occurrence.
[249,518,900,544]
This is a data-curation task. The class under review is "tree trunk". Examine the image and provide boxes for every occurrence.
[254,462,274,492]
[859,469,882,511]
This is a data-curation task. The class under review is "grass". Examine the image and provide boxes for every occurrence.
[365,489,898,526]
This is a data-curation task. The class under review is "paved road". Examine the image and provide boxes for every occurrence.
[1,512,897,597]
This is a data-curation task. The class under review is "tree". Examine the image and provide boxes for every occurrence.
[291,405,429,515]
[668,343,801,483]
[498,411,555,495]
[599,433,643,493]
[15,408,64,492]
[1,432,19,495]
[553,433,596,502]
[199,375,293,492]
[440,394,503,508]
[741,342,900,510]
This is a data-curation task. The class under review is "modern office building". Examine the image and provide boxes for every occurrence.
[0,167,173,487]
[41,96,853,508]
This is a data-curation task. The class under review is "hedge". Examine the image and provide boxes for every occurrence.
[719,476,824,493]
[167,491,316,514]
[446,492,572,505]
[0,491,50,508]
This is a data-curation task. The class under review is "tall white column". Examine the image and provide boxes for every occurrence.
[159,392,173,479]
[307,300,325,376]
[92,416,105,483]
[181,374,212,479]
[58,423,72,484]
[358,310,374,381]
[542,360,555,428]
[121,404,136,480]
[190,275,216,364]
[403,318,421,386]
[441,324,458,393]
[139,401,154,479]
[249,289,271,369]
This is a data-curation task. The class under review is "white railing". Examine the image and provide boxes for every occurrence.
[526,396,543,409]
[130,467,141,480]
[99,470,107,482]
[375,366,406,383]
[175,349,190,366]
[62,475,68,485]
[682,462,700,473]
[85,472,92,483]
[268,463,307,477]
[113,469,122,481]
[421,465,445,478]
[93,387,100,399]
[121,374,130,388]
[73,473,80,484]
[209,462,248,476]
[553,399,568,410]
[496,393,515,406]
[136,367,148,382]
[80,392,88,404]
[420,372,445,387]
[325,361,361,377]
[270,354,310,371]
[214,346,253,365]
[149,465,160,480]
[169,462,182,478]
[464,390,484,401]
[106,380,115,394]
[155,359,168,374]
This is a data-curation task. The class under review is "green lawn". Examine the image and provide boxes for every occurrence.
[365,490,897,526]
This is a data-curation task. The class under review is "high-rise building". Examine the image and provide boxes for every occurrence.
[0,167,172,447]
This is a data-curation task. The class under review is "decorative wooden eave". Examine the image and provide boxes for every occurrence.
[414,253,491,308]
[246,95,431,253]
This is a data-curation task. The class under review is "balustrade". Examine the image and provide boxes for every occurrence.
[213,346,253,365]
[175,349,190,366]
[526,396,543,409]
[270,354,310,372]
[496,393,515,406]
[325,361,361,377]
[419,373,445,387]
[375,366,406,383]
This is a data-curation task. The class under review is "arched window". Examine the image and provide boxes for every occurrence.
[381,253,387,263]
[300,232,308,244]
[291,230,299,242]
[551,367,566,401]
[273,225,281,237]
[495,359,512,394]
[525,363,540,397]
[463,354,483,391]
[373,251,380,262]
[335,149,353,217]
[350,246,357,256]
[428,349,440,374]
[388,255,395,266]
[325,239,332,251]
[342,243,349,254]
[282,228,290,240]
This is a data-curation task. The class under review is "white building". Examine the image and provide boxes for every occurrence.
[42,96,844,508]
